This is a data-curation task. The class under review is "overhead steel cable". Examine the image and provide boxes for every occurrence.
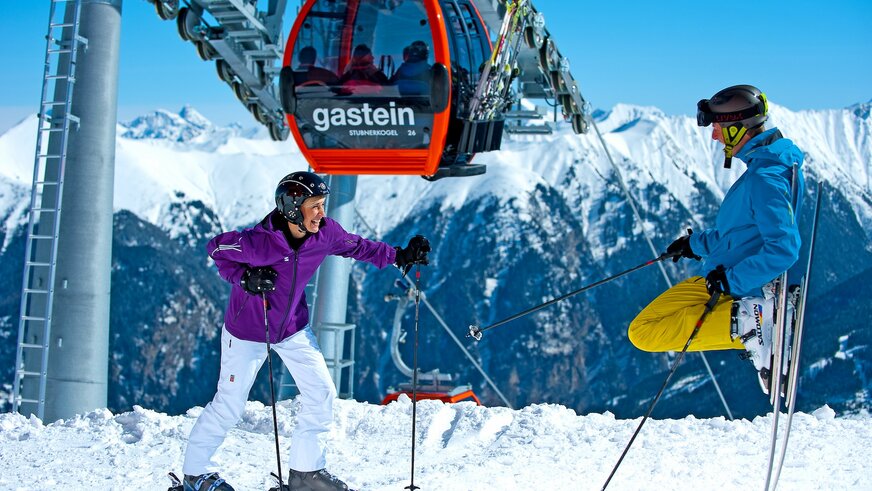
[354,207,514,408]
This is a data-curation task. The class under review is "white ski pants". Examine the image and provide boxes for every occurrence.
[183,325,336,475]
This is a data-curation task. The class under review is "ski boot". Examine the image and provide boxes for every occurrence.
[182,472,235,491]
[731,293,775,394]
[287,468,349,491]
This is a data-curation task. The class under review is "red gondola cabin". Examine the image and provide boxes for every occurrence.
[280,0,493,177]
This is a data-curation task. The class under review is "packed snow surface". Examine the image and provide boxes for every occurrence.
[0,398,868,490]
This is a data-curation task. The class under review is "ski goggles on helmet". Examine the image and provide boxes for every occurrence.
[696,96,768,127]
[696,99,715,127]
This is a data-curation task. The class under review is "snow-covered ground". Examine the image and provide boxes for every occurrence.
[0,397,867,490]
[1,103,870,489]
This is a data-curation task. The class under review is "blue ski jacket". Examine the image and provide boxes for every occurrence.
[689,127,805,298]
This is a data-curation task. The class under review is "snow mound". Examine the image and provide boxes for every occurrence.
[0,399,868,490]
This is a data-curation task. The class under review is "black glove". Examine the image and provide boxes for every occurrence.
[395,235,431,276]
[240,266,278,294]
[705,265,730,297]
[666,229,701,263]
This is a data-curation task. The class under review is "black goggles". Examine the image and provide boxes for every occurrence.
[696,97,767,127]
[696,99,713,127]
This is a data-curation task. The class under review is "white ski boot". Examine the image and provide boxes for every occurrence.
[732,293,776,393]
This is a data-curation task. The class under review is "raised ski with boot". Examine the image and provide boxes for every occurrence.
[731,279,800,395]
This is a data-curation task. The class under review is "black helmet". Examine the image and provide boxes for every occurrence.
[274,171,330,225]
[407,40,429,62]
[697,84,769,168]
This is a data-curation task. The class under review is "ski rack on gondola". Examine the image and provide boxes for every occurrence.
[459,0,588,156]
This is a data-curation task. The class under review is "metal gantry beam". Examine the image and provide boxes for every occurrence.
[150,0,290,140]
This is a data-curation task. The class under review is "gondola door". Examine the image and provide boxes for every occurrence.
[437,0,493,170]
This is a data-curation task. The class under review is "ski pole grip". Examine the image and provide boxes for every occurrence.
[705,290,721,310]
[467,324,483,341]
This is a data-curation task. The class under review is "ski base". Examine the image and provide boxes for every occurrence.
[168,470,359,491]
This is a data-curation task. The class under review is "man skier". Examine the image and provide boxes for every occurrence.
[182,171,431,491]
[628,84,805,392]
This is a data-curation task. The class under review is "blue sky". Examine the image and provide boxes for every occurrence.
[1,0,870,132]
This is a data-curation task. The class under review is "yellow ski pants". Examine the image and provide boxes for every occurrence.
[628,276,745,352]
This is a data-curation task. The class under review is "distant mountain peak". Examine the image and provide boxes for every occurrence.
[178,105,211,127]
[590,103,669,135]
[121,106,214,142]
[593,103,667,124]
[850,101,871,120]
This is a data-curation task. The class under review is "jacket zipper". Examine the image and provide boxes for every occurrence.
[276,251,299,341]
[232,292,249,324]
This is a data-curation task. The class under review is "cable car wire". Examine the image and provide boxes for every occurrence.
[354,207,514,408]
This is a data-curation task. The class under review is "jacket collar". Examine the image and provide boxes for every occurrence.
[266,209,287,232]
[735,127,783,162]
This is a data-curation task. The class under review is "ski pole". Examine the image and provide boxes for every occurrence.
[405,265,422,491]
[262,293,285,491]
[601,290,722,491]
[468,252,678,340]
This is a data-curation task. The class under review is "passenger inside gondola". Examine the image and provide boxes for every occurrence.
[293,46,340,87]
[390,40,431,97]
[338,44,389,94]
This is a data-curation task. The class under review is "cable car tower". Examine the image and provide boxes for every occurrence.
[13,0,121,422]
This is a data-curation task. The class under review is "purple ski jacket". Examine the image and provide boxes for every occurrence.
[207,211,396,343]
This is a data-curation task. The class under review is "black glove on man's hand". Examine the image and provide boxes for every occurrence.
[241,266,278,294]
[705,265,730,297]
[395,235,431,275]
[666,229,701,263]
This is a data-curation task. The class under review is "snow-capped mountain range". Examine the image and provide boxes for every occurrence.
[3,101,870,254]
[0,100,870,418]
